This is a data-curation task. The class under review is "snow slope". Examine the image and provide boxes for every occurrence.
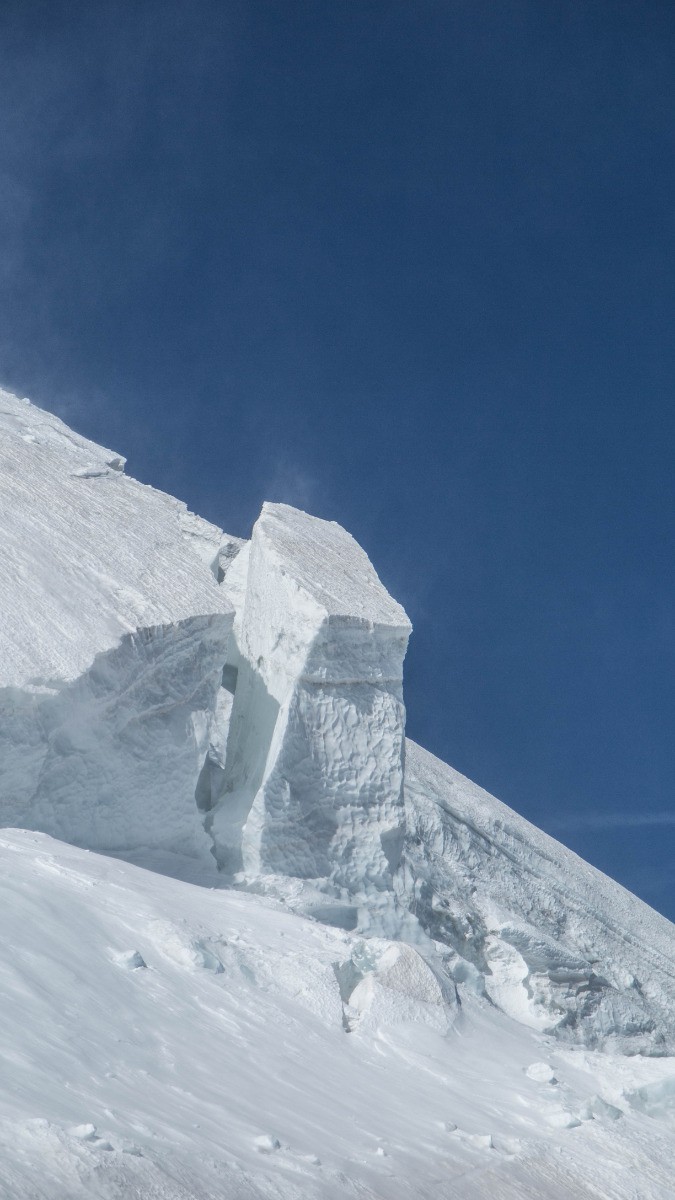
[2,388,675,1196]
[0,389,233,857]
[2,830,675,1200]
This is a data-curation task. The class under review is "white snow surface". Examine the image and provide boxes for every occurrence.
[2,389,675,1195]
[1,830,675,1200]
[403,741,675,1053]
[248,501,410,627]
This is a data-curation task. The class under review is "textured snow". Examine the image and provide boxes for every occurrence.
[2,387,675,1195]
[248,502,409,626]
[0,830,674,1200]
[0,388,232,688]
[402,740,675,1053]
[0,616,230,857]
[0,389,234,858]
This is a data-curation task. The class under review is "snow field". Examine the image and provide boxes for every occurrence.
[1,830,675,1200]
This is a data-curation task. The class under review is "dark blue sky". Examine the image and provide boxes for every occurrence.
[2,2,674,916]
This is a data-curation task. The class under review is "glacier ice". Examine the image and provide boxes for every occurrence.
[402,740,675,1052]
[2,828,674,1200]
[0,615,231,856]
[2,385,675,1066]
[0,389,231,688]
[0,389,234,858]
[209,502,412,899]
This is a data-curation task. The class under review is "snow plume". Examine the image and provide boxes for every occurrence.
[262,453,322,513]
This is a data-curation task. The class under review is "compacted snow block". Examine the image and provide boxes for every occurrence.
[210,503,412,892]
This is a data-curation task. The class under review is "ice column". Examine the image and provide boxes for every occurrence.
[210,503,411,893]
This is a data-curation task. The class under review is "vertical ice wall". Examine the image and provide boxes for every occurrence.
[0,389,236,862]
[0,614,233,858]
[210,504,412,894]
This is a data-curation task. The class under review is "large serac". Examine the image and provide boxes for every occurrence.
[210,503,412,896]
[3,387,675,1056]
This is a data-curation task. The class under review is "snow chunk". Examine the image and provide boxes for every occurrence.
[336,938,456,1033]
[253,1134,281,1153]
[624,1077,675,1118]
[110,949,147,971]
[526,1062,557,1084]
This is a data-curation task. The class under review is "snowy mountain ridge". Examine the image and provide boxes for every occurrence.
[2,387,675,1198]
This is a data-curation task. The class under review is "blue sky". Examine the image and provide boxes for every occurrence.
[2,2,674,916]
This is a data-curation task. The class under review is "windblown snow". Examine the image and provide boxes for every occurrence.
[1,386,675,1199]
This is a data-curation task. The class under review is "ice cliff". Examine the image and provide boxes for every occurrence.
[209,502,411,900]
[2,387,675,1058]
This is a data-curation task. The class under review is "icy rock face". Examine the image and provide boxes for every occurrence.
[210,503,412,895]
[402,740,675,1053]
[0,390,234,857]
